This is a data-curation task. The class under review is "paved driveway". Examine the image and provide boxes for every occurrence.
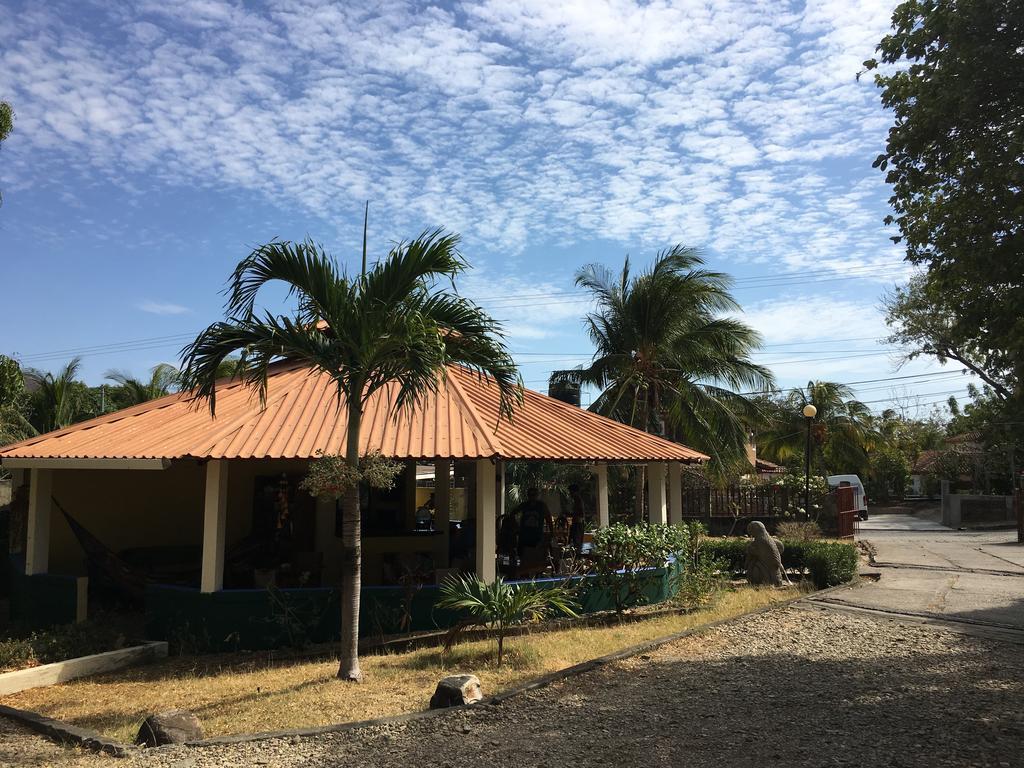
[813,511,1024,636]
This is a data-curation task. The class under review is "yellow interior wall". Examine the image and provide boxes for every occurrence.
[49,462,206,575]
[46,459,313,575]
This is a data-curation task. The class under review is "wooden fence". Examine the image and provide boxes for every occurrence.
[681,485,795,519]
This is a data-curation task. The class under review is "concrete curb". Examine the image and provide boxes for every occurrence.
[0,704,133,757]
[0,641,168,697]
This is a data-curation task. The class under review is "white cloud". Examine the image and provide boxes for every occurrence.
[137,300,191,315]
[0,0,900,272]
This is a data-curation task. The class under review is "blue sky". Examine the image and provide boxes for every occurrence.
[0,0,975,415]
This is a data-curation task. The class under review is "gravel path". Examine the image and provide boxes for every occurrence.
[4,603,1022,767]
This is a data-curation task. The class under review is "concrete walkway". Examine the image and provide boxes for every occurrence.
[857,513,951,532]
[812,510,1024,636]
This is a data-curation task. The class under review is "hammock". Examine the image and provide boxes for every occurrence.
[53,497,151,603]
[53,498,293,603]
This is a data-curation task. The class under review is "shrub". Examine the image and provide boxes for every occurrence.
[702,538,746,573]
[672,522,725,609]
[436,574,579,666]
[0,636,35,672]
[590,523,689,614]
[804,542,860,588]
[0,620,126,672]
[775,521,823,541]
[702,537,857,587]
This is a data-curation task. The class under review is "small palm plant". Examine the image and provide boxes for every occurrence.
[437,574,580,666]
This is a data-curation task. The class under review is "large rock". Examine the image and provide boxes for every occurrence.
[429,674,483,709]
[134,710,204,747]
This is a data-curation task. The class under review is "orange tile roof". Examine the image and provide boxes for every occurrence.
[0,363,707,464]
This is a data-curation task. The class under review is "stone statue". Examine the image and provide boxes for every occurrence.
[744,521,789,587]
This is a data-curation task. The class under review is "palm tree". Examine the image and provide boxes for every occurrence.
[757,381,878,475]
[178,230,522,681]
[558,246,774,514]
[27,357,87,432]
[104,363,180,405]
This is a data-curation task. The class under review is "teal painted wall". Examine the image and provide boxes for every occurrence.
[144,567,675,652]
[8,567,80,629]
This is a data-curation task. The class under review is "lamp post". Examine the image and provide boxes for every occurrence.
[802,404,817,518]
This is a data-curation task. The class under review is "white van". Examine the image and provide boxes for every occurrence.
[827,474,869,520]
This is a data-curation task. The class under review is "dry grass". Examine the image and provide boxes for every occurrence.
[2,586,797,743]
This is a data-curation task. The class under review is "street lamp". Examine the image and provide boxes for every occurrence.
[802,404,817,518]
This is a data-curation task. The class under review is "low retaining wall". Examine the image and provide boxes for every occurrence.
[0,641,168,696]
[941,493,1014,527]
[145,568,674,652]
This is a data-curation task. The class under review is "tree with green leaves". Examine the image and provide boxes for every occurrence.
[178,230,522,681]
[757,381,879,476]
[884,274,1013,399]
[26,357,92,433]
[104,363,180,405]
[866,0,1023,405]
[0,101,13,205]
[557,247,773,514]
[0,355,36,447]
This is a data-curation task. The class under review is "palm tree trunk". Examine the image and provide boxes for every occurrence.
[633,466,646,523]
[337,401,363,681]
[633,394,650,522]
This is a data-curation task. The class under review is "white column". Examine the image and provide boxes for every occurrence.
[668,461,683,525]
[26,468,52,575]
[647,462,667,525]
[434,459,451,569]
[201,460,229,593]
[475,458,497,582]
[595,463,610,528]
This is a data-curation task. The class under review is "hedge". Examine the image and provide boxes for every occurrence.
[704,538,858,588]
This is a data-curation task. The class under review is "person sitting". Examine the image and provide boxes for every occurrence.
[415,493,435,530]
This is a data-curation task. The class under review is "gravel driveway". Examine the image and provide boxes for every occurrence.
[4,602,1022,768]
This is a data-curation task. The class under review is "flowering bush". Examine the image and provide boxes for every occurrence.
[769,471,829,519]
[300,450,403,499]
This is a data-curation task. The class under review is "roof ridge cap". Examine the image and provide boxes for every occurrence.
[446,367,504,458]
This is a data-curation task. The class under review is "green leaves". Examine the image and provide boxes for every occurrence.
[571,247,774,470]
[872,0,1023,403]
[436,574,580,665]
[178,228,523,422]
[756,381,879,477]
[590,522,689,573]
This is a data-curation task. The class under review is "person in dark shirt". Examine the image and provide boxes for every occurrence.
[515,487,553,556]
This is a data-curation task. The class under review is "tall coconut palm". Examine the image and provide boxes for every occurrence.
[104,363,180,405]
[27,357,87,432]
[178,230,522,681]
[757,380,878,475]
[558,246,774,515]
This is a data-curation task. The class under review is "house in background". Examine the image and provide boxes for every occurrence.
[909,432,984,497]
[744,434,785,481]
[0,362,706,647]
